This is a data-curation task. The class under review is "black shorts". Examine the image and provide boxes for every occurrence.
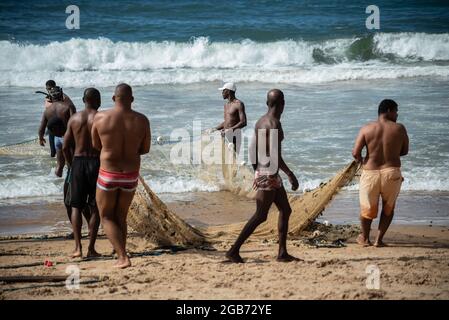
[69,156,100,209]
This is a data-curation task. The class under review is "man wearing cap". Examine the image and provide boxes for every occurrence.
[213,82,247,154]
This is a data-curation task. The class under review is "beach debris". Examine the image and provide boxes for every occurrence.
[0,275,99,283]
[44,260,54,267]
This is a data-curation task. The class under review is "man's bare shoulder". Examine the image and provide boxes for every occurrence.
[360,121,378,131]
[234,99,244,106]
[94,109,113,118]
[131,110,150,123]
[255,115,280,129]
[394,122,407,130]
[69,111,83,123]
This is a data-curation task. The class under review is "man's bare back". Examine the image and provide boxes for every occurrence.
[66,110,99,157]
[62,88,101,259]
[92,84,150,269]
[254,115,284,172]
[92,108,150,172]
[352,99,409,247]
[226,89,299,264]
[356,120,409,170]
[39,101,73,138]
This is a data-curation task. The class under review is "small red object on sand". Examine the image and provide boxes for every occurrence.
[44,260,53,267]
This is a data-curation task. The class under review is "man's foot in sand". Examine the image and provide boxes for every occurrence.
[87,248,101,258]
[374,240,388,247]
[225,251,244,263]
[114,256,131,269]
[356,234,372,247]
[71,249,82,258]
[277,253,302,262]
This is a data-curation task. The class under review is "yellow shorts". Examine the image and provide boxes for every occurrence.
[359,167,403,220]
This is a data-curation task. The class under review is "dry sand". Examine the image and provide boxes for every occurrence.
[1,192,448,300]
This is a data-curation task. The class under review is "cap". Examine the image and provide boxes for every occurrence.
[218,82,236,92]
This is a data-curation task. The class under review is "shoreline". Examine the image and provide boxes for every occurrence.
[1,189,448,237]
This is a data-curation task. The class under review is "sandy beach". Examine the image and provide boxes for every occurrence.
[1,192,448,300]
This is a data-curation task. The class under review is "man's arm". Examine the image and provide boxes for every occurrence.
[274,122,298,191]
[249,127,258,171]
[64,95,76,116]
[352,127,366,163]
[38,112,48,146]
[278,142,299,191]
[215,121,225,131]
[230,102,247,130]
[91,116,102,151]
[400,124,409,156]
[62,118,74,167]
[139,117,151,155]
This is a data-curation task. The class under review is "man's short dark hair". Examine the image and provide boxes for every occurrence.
[378,99,398,115]
[46,80,56,88]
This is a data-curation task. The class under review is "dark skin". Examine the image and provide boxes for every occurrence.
[226,89,300,263]
[352,105,409,247]
[38,98,75,177]
[63,88,101,258]
[215,89,247,152]
[215,89,247,132]
[92,83,151,269]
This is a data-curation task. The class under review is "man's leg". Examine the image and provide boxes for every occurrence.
[226,190,276,263]
[274,187,300,262]
[374,203,394,247]
[55,149,65,177]
[96,188,129,268]
[70,207,83,258]
[63,181,72,223]
[49,133,56,158]
[81,205,92,238]
[87,204,101,257]
[357,170,379,247]
[357,217,373,246]
[114,189,136,262]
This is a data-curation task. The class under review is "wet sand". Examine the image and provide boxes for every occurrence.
[1,192,449,300]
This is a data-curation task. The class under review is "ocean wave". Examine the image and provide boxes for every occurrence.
[142,176,221,193]
[1,64,448,87]
[0,33,448,87]
[1,170,447,201]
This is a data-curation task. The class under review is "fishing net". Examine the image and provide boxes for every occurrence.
[0,139,48,156]
[1,137,360,247]
[127,134,360,246]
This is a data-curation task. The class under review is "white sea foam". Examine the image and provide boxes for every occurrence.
[1,33,448,87]
[144,176,221,193]
[1,170,447,202]
[0,175,62,200]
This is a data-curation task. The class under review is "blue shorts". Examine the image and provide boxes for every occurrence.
[54,136,64,151]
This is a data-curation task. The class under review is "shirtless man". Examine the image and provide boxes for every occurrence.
[214,82,247,153]
[63,88,101,258]
[44,80,75,158]
[226,89,299,263]
[92,84,151,268]
[352,99,409,247]
[38,86,75,177]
